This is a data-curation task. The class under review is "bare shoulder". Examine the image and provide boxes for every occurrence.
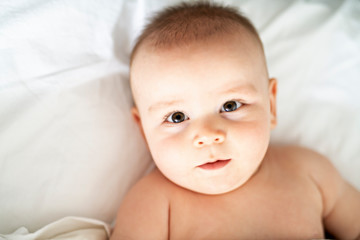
[271,144,328,162]
[136,167,173,191]
[266,145,340,199]
[111,168,171,240]
[269,145,360,239]
[269,144,341,198]
[120,167,172,204]
[268,145,335,174]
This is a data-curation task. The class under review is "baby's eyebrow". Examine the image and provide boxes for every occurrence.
[218,83,257,96]
[148,99,184,113]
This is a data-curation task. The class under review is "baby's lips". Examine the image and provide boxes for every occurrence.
[197,159,231,170]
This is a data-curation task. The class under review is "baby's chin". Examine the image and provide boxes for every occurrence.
[166,171,252,195]
[190,186,241,195]
[186,179,247,195]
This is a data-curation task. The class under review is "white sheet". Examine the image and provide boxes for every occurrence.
[0,216,110,240]
[0,0,359,236]
[0,0,153,234]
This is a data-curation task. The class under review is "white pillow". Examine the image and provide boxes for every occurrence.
[0,0,152,234]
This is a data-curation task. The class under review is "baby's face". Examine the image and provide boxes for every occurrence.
[131,33,277,194]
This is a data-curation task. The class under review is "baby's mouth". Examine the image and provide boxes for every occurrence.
[197,159,231,170]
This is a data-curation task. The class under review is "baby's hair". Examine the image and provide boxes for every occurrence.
[130,1,263,65]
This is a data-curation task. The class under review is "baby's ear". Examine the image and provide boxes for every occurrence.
[131,107,146,139]
[268,78,277,129]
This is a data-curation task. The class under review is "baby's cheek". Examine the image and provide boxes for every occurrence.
[150,133,188,172]
[229,120,270,152]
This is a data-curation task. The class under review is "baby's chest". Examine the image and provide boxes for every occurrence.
[168,177,324,239]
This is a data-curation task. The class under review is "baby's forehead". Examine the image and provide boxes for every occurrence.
[130,33,268,98]
[133,29,266,70]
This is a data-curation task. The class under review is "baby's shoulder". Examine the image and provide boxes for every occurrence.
[269,144,333,174]
[111,169,172,238]
[268,145,343,199]
[131,167,174,196]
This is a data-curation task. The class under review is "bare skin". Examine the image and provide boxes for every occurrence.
[112,145,360,239]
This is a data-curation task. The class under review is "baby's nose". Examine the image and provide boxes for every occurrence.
[193,130,225,148]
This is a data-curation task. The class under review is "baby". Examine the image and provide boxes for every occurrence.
[111,2,360,239]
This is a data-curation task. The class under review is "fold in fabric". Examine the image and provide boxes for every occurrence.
[0,216,110,240]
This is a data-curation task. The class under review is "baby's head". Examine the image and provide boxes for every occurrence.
[130,2,277,195]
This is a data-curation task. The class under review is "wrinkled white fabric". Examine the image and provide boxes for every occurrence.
[0,0,153,234]
[0,216,110,240]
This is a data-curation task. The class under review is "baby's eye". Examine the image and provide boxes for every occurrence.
[220,100,242,112]
[165,111,188,123]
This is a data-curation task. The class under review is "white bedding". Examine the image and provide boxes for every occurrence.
[0,216,110,240]
[0,0,359,237]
